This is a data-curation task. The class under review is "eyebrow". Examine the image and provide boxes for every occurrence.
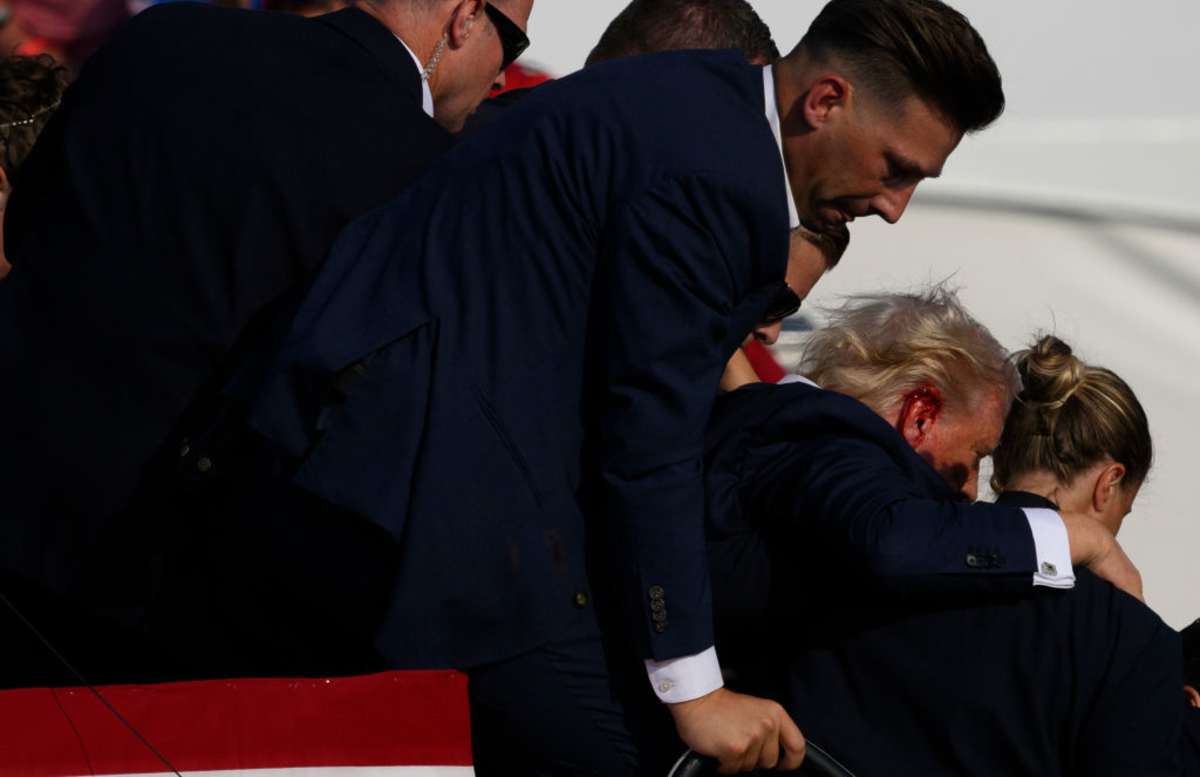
[888,151,942,180]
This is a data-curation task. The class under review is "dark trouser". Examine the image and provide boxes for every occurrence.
[0,575,168,689]
[467,628,679,777]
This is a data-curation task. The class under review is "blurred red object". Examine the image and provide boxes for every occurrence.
[0,671,471,775]
[494,62,552,95]
[10,0,129,68]
[13,36,52,56]
[743,339,786,383]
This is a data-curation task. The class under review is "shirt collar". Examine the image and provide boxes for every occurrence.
[778,373,820,388]
[395,35,436,119]
[763,65,801,230]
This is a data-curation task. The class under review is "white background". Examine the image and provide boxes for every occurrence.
[521,2,1200,628]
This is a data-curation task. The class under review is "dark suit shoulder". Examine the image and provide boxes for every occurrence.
[100,3,421,102]
[468,51,783,208]
[1064,569,1179,668]
[706,382,918,482]
[704,382,944,536]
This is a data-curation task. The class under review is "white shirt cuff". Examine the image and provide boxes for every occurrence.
[645,646,724,704]
[1024,507,1076,589]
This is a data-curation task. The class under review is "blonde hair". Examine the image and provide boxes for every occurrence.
[798,285,1018,416]
[991,335,1151,491]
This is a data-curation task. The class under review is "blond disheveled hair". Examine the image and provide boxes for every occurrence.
[797,285,1018,416]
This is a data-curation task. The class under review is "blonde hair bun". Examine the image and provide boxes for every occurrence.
[1015,335,1086,411]
[992,334,1152,492]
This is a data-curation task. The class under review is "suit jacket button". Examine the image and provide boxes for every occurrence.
[573,591,589,608]
[965,553,980,568]
[654,623,667,633]
[648,585,665,599]
[196,457,213,474]
[178,440,190,458]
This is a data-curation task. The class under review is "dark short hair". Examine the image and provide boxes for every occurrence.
[0,55,67,182]
[798,0,1004,133]
[586,0,780,66]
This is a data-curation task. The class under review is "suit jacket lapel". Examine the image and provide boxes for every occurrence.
[316,7,423,108]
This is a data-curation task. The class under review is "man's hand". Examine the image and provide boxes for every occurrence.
[668,687,805,773]
[1063,512,1144,601]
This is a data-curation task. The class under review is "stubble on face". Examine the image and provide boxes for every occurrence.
[799,92,961,230]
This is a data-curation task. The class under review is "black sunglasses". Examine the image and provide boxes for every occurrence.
[763,282,802,323]
[484,4,530,72]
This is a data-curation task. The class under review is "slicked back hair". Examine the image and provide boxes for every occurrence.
[586,0,780,66]
[796,0,1004,133]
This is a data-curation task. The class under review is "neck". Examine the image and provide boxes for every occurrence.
[771,56,815,218]
[357,1,442,67]
[1004,470,1066,505]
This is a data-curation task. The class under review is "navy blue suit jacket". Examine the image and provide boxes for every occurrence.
[704,383,1184,775]
[215,51,791,667]
[0,4,451,610]
[704,381,1040,604]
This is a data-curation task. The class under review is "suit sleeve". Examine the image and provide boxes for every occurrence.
[748,433,1041,594]
[597,173,783,662]
[1075,601,1184,776]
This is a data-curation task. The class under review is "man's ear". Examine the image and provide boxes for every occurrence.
[447,0,486,49]
[800,75,850,130]
[896,386,943,448]
[1092,462,1126,513]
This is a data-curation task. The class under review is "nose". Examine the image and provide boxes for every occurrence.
[869,184,917,224]
[751,320,783,346]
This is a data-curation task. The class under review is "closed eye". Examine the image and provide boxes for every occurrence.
[885,153,932,186]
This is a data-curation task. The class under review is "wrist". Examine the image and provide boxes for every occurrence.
[668,686,723,716]
[1063,512,1109,564]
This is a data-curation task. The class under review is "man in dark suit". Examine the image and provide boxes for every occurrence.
[703,290,1180,775]
[186,2,1009,773]
[0,0,530,686]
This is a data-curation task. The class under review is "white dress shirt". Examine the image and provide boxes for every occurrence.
[395,36,435,119]
[763,65,801,231]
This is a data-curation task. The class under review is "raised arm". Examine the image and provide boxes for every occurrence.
[737,397,1139,600]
